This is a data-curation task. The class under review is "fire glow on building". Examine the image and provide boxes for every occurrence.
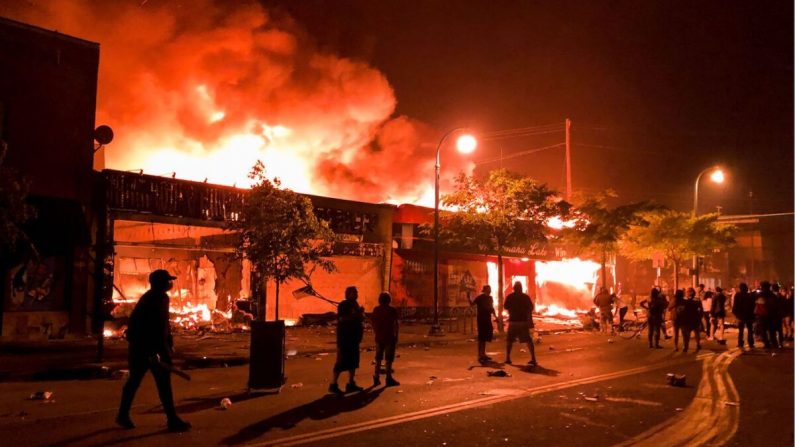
[6,1,604,334]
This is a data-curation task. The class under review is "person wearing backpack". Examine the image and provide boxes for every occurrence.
[732,283,755,349]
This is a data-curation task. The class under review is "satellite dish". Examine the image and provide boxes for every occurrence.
[94,125,114,145]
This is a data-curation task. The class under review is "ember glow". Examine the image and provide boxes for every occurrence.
[5,0,473,205]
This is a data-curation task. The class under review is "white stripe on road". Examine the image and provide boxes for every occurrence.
[255,354,713,447]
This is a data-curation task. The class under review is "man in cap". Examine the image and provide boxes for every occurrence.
[116,269,191,432]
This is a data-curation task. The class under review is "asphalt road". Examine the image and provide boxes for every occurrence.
[0,331,790,447]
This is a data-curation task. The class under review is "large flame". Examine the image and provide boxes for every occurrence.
[5,0,472,205]
[535,258,600,312]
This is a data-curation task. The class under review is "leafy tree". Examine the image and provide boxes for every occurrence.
[620,209,735,290]
[434,169,568,317]
[229,161,336,320]
[562,191,657,289]
[0,141,34,262]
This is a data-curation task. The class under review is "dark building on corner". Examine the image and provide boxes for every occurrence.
[0,17,99,338]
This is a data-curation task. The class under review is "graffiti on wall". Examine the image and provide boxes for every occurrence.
[6,257,64,311]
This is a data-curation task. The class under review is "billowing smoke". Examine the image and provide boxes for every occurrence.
[3,0,472,204]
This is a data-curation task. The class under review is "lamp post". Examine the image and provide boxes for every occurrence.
[691,166,725,287]
[430,129,477,336]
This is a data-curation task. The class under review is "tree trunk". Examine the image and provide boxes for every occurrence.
[601,249,608,289]
[672,259,680,291]
[497,252,505,332]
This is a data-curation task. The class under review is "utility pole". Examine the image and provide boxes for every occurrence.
[565,118,572,201]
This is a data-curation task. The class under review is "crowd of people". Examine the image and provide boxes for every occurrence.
[633,281,794,352]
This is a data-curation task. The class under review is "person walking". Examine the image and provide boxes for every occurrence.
[469,285,498,364]
[117,269,191,432]
[371,292,400,387]
[732,283,755,349]
[710,287,727,343]
[504,282,538,366]
[329,286,365,395]
[641,287,667,348]
[593,287,615,334]
[697,285,712,340]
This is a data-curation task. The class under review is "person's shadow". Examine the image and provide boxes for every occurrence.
[220,387,385,445]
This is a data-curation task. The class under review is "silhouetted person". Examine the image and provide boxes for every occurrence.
[117,270,190,432]
[732,283,755,349]
[641,287,667,348]
[681,287,702,352]
[329,286,365,395]
[371,291,400,387]
[710,287,727,343]
[593,287,615,334]
[756,281,780,349]
[772,283,785,346]
[470,285,497,363]
[504,281,537,366]
[670,289,686,351]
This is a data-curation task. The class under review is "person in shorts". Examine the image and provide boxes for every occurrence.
[593,287,615,334]
[503,281,538,366]
[371,291,400,387]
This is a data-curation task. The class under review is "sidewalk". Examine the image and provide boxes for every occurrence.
[0,319,579,382]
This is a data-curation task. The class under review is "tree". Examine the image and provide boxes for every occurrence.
[562,192,657,289]
[0,140,34,262]
[620,209,735,290]
[434,169,568,318]
[228,161,336,320]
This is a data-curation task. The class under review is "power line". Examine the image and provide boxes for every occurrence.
[474,143,565,165]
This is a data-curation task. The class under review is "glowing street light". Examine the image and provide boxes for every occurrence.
[431,129,477,336]
[691,165,726,287]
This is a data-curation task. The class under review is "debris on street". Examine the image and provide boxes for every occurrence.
[29,391,54,401]
[666,373,687,387]
[220,397,232,409]
[487,370,511,377]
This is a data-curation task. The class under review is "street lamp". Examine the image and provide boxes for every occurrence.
[691,165,725,287]
[430,129,477,336]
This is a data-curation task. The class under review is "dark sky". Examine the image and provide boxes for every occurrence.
[268,0,793,217]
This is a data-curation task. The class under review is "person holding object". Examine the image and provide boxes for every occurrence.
[329,286,365,395]
[371,291,400,387]
[117,269,191,432]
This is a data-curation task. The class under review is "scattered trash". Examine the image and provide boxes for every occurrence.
[584,396,599,402]
[426,375,438,385]
[548,346,556,351]
[286,350,298,356]
[666,373,687,387]
[290,382,304,388]
[111,369,130,380]
[724,401,740,407]
[220,398,232,410]
[607,339,614,343]
[318,352,329,356]
[487,370,511,377]
[519,349,527,353]
[675,407,684,411]
[29,391,53,401]
[424,347,430,351]
[429,375,438,380]
[396,390,404,393]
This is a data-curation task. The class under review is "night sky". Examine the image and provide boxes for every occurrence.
[271,0,793,216]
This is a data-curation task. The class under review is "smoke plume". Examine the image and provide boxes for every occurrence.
[3,0,472,204]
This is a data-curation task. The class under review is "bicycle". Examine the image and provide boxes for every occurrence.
[616,310,648,340]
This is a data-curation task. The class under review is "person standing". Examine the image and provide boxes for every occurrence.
[371,292,400,387]
[593,287,615,334]
[756,281,780,349]
[681,287,702,352]
[732,283,755,349]
[710,287,727,343]
[641,287,667,348]
[670,289,686,351]
[504,282,538,366]
[469,285,498,364]
[117,270,191,432]
[615,289,629,331]
[782,286,794,342]
[697,285,712,340]
[329,286,365,395]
